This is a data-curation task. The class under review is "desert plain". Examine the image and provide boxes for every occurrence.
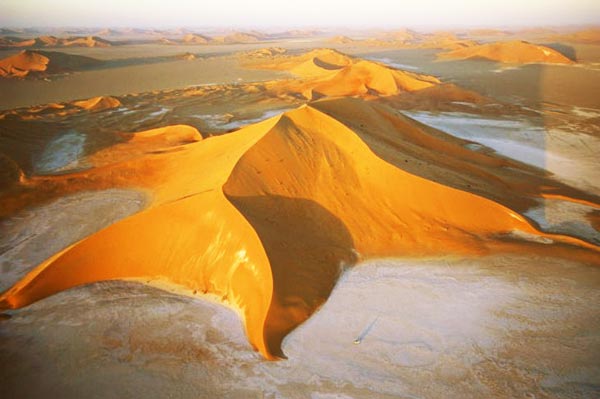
[0,24,599,399]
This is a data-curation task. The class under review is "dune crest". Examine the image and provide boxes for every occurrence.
[437,40,574,64]
[1,98,598,360]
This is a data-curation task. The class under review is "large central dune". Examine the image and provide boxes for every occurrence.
[437,40,574,64]
[1,96,598,359]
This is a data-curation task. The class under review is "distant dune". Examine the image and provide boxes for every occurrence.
[437,40,574,64]
[0,50,49,78]
[0,35,112,48]
[550,28,600,44]
[246,48,440,99]
[327,31,476,51]
[213,32,263,44]
[0,50,103,78]
[181,33,210,44]
[72,96,121,111]
[468,28,509,37]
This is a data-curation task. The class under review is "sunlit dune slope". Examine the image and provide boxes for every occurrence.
[72,96,121,111]
[0,50,49,78]
[0,35,112,48]
[437,40,574,64]
[2,98,598,360]
[0,120,278,358]
[248,48,440,99]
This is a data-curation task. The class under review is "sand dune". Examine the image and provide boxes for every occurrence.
[0,50,102,79]
[1,97,598,360]
[181,33,210,44]
[240,47,287,58]
[214,32,263,44]
[246,48,440,99]
[72,96,121,111]
[0,50,49,78]
[0,35,112,48]
[438,40,574,64]
[468,28,509,37]
[550,28,600,44]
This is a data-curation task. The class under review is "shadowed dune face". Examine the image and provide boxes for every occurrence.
[1,97,599,360]
[224,195,356,357]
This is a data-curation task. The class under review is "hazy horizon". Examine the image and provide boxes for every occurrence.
[1,0,599,29]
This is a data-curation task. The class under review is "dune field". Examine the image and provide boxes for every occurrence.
[1,22,599,399]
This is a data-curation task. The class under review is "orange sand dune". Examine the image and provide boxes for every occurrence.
[550,28,600,44]
[0,50,49,78]
[379,29,418,42]
[64,36,111,48]
[437,40,574,64]
[1,98,598,360]
[213,32,263,44]
[240,47,287,58]
[0,50,102,79]
[35,35,60,46]
[468,29,510,37]
[0,35,112,48]
[248,48,440,99]
[182,34,210,44]
[72,96,121,111]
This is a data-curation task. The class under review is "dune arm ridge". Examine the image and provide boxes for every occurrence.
[0,119,285,359]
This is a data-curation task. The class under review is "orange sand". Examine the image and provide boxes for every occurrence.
[0,50,102,79]
[1,96,598,360]
[438,40,574,64]
[72,96,121,111]
[248,49,440,99]
[0,50,49,78]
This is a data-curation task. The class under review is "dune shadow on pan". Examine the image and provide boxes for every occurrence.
[225,194,358,358]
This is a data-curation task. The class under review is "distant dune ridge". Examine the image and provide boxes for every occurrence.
[0,35,112,48]
[437,40,574,64]
[245,48,440,99]
[0,50,102,79]
[549,28,600,44]
[1,93,598,359]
